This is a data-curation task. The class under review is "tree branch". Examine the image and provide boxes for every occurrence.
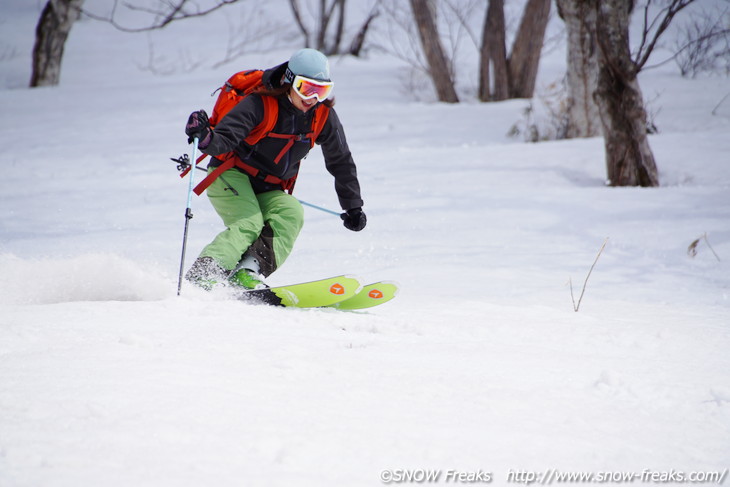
[634,0,696,71]
[641,27,730,71]
[82,0,244,33]
[569,238,608,312]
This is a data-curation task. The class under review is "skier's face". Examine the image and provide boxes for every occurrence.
[289,87,317,113]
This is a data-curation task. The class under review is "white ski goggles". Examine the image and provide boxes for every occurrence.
[291,75,334,102]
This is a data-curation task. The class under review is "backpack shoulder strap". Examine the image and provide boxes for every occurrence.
[244,95,278,146]
[309,105,331,147]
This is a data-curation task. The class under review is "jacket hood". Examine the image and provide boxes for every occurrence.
[262,62,289,90]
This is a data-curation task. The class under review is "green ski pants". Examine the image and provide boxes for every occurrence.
[198,168,304,276]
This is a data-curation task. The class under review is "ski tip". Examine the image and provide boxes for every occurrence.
[366,280,400,296]
[342,275,364,294]
[328,280,400,311]
[380,280,400,293]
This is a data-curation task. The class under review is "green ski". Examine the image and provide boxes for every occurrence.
[327,281,399,310]
[238,275,362,308]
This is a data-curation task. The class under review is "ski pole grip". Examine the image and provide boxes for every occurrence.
[185,137,199,209]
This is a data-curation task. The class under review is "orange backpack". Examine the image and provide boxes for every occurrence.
[182,69,330,195]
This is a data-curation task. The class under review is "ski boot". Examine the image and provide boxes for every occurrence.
[185,256,228,291]
[229,254,268,290]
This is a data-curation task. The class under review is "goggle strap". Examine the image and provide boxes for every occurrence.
[284,67,295,84]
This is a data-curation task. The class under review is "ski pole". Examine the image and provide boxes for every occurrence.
[298,199,340,216]
[185,164,339,216]
[172,157,341,218]
[176,136,199,295]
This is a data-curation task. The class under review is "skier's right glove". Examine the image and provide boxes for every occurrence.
[341,207,367,232]
[185,110,212,148]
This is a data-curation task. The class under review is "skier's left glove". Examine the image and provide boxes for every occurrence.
[185,110,212,148]
[341,207,367,232]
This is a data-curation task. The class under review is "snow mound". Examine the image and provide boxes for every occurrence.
[0,253,173,305]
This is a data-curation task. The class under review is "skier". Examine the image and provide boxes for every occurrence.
[183,48,366,290]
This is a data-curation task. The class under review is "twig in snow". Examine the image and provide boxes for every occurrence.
[687,232,722,261]
[569,238,609,312]
[711,92,730,116]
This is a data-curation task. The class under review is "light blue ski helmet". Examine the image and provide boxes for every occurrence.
[284,48,331,83]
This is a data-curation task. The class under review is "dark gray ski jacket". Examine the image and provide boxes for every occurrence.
[200,62,363,211]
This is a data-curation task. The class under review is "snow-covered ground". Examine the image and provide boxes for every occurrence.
[1,1,729,486]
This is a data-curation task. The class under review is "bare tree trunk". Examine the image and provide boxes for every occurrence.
[31,0,85,87]
[557,0,601,138]
[409,0,459,103]
[594,0,659,187]
[479,0,509,101]
[349,7,378,57]
[290,0,355,55]
[289,0,310,47]
[478,4,491,102]
[317,0,328,52]
[314,0,348,54]
[508,0,551,98]
[330,0,346,55]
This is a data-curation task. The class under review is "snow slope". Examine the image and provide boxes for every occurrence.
[1,1,729,486]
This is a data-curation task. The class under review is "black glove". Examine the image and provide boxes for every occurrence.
[341,207,367,232]
[185,110,212,146]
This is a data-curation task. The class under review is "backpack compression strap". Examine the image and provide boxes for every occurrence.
[191,104,330,196]
[260,105,330,195]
